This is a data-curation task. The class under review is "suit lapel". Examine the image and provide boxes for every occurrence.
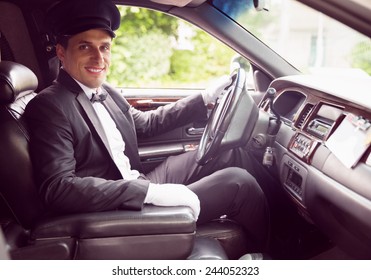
[76,93,114,159]
[101,91,142,171]
[57,70,114,159]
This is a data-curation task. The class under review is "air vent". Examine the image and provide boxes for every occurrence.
[296,103,314,129]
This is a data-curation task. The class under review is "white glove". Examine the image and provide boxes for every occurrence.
[144,183,200,220]
[202,75,232,105]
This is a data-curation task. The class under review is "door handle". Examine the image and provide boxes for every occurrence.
[187,127,205,135]
[137,99,172,106]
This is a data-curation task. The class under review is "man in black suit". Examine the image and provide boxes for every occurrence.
[25,0,269,250]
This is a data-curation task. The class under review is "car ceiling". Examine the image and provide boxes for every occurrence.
[3,0,368,88]
[16,0,371,38]
[15,0,207,8]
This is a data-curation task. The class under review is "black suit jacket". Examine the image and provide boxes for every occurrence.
[25,69,208,214]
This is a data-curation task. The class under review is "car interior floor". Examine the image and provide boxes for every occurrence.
[249,153,334,260]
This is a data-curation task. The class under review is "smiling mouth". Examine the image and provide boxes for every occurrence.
[86,67,105,74]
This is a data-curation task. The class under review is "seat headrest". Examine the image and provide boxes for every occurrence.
[0,61,38,104]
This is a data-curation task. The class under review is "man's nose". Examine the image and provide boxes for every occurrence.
[91,48,104,61]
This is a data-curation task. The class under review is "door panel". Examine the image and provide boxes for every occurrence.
[123,88,206,173]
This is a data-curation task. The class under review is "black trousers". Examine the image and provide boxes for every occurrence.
[146,148,269,251]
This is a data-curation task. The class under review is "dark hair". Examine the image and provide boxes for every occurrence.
[55,35,71,49]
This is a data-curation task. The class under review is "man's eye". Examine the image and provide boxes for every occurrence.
[101,45,111,51]
[78,45,89,50]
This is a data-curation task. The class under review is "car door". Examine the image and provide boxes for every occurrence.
[124,88,208,173]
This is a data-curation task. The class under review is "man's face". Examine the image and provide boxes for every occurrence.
[56,29,112,89]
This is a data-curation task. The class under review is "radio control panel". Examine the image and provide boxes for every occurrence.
[306,118,331,140]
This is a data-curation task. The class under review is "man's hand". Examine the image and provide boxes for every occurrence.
[144,183,200,220]
[202,75,232,105]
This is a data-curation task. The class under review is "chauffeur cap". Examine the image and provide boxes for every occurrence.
[46,0,121,38]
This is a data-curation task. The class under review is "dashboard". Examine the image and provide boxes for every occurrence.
[258,74,371,259]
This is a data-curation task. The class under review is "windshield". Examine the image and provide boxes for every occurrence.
[212,0,371,77]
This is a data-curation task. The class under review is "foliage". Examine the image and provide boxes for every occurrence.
[109,31,173,87]
[168,25,235,86]
[117,7,178,37]
[351,40,371,75]
[107,7,235,88]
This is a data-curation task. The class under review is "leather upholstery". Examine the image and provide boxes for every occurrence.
[187,236,228,260]
[0,61,38,104]
[31,206,195,239]
[0,61,43,228]
[11,239,75,260]
[197,218,249,259]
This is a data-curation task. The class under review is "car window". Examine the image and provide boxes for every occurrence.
[107,6,249,90]
[212,0,371,77]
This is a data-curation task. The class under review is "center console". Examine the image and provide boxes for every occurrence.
[288,132,318,163]
[280,154,308,203]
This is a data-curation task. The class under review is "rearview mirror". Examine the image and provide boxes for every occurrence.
[212,0,269,20]
[254,0,270,12]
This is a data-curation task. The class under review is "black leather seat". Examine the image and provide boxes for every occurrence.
[0,61,232,259]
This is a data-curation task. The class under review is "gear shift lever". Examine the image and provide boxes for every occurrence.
[266,87,281,132]
[263,87,281,167]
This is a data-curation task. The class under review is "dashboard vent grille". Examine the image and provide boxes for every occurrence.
[296,103,314,129]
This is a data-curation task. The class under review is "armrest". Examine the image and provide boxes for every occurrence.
[31,205,196,240]
[29,206,196,259]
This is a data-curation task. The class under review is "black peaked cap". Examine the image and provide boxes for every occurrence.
[46,0,121,38]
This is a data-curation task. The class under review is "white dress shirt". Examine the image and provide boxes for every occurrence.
[76,81,140,180]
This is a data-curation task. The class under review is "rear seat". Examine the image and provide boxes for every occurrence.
[0,60,43,226]
[0,60,73,259]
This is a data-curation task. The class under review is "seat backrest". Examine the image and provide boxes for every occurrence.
[0,61,45,229]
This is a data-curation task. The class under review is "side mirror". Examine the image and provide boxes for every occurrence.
[230,55,255,89]
[230,55,251,73]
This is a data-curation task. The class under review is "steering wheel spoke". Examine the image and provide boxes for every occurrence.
[196,68,258,165]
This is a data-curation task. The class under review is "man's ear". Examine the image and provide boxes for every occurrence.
[55,44,65,64]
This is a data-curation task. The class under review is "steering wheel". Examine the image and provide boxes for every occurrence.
[196,68,258,165]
